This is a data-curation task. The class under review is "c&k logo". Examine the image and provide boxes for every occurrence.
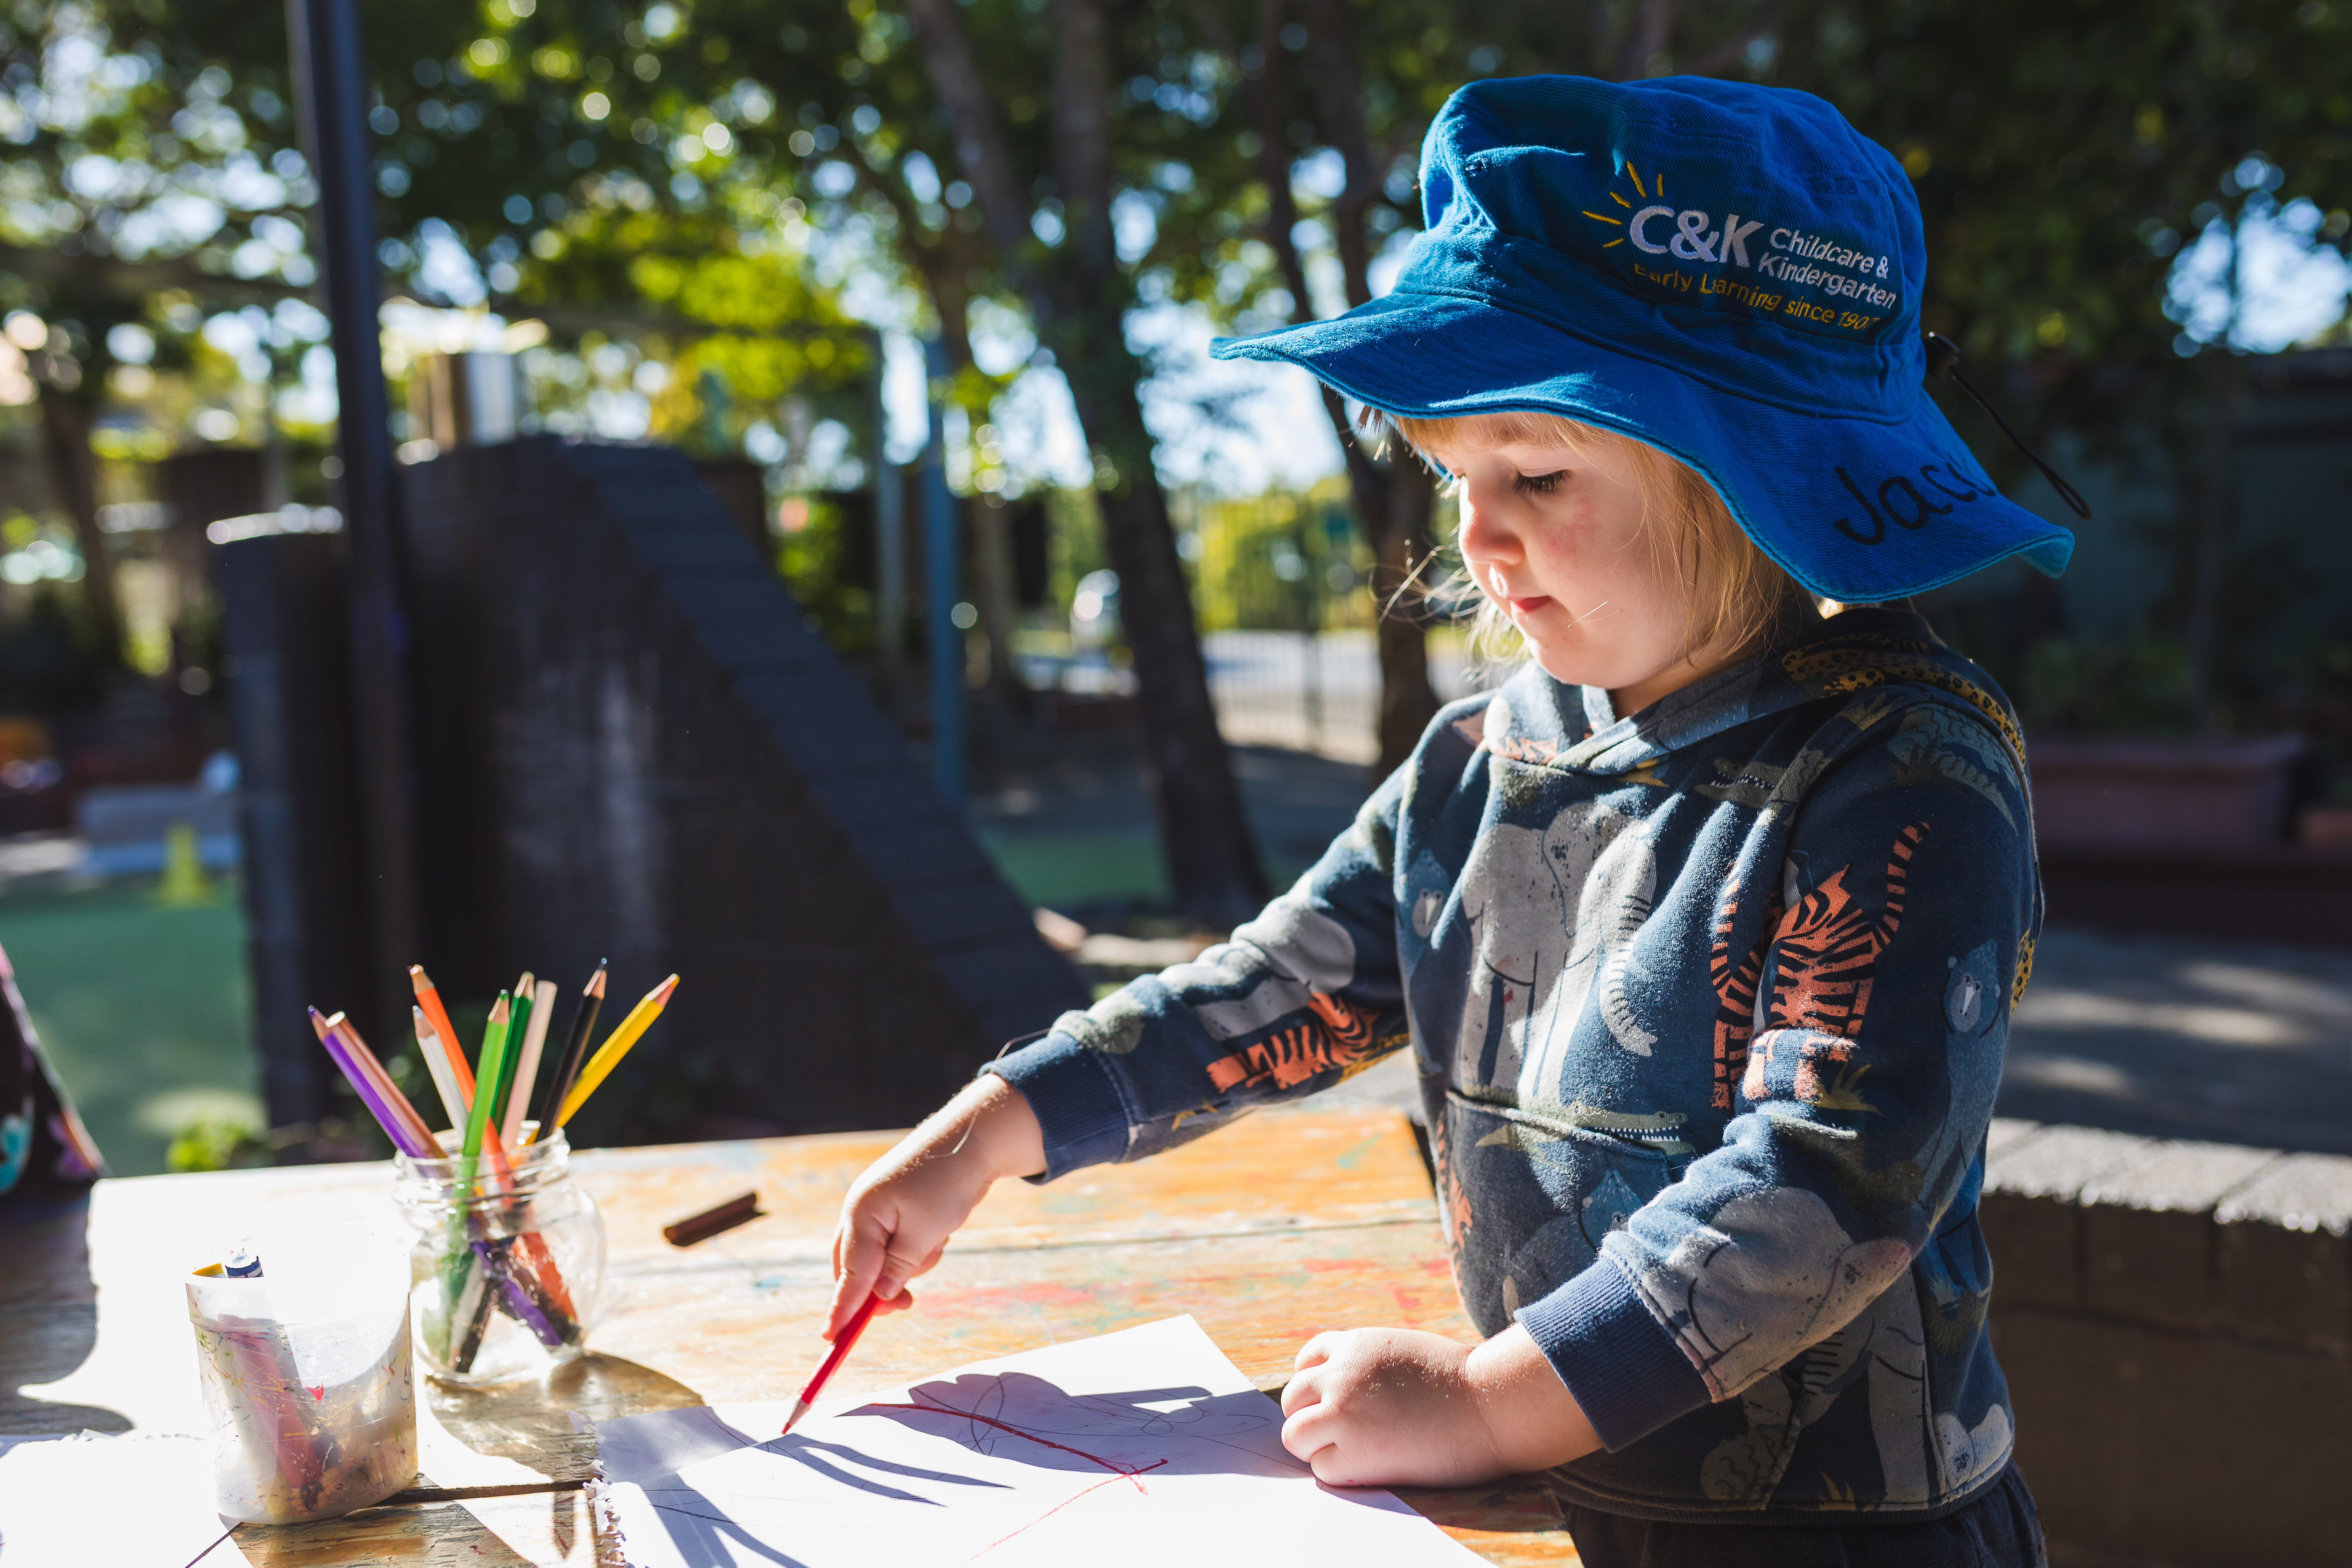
[1581,156,1903,319]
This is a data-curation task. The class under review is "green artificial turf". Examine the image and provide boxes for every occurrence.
[979,830,1314,916]
[979,831,1168,911]
[0,879,259,1179]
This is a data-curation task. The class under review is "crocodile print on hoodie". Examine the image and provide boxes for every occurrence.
[988,607,2038,1525]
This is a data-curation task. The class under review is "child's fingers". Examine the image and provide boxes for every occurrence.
[825,1208,897,1337]
[872,1231,945,1303]
[1293,1332,1337,1372]
[1279,1366,1324,1417]
[1280,1402,1336,1468]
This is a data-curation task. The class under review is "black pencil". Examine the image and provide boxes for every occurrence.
[530,961,607,1142]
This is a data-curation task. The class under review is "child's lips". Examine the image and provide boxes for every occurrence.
[1507,595,1554,616]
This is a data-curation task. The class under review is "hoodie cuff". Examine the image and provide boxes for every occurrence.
[1515,1258,1712,1452]
[981,1034,1131,1183]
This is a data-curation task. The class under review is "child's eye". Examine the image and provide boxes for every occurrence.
[1514,470,1566,496]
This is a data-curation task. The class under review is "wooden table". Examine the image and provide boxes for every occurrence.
[1,1104,1580,1565]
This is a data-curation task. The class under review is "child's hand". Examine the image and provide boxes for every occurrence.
[822,1076,1045,1340]
[1279,1324,1601,1487]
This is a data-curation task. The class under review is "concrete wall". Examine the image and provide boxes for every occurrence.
[1983,1118,2352,1566]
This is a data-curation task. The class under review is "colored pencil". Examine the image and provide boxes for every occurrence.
[412,1005,469,1135]
[780,1291,881,1436]
[443,991,512,1370]
[529,962,606,1143]
[502,978,557,1148]
[482,972,534,1142]
[458,994,512,1192]
[553,974,678,1130]
[410,966,472,1098]
[308,1009,435,1160]
[319,1010,436,1152]
[310,1009,437,1156]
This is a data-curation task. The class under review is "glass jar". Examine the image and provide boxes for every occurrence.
[390,1125,606,1386]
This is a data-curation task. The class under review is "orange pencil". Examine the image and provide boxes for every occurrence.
[410,966,472,1098]
[781,1292,881,1437]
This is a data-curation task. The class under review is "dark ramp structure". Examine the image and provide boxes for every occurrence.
[398,436,1085,1136]
[214,525,374,1130]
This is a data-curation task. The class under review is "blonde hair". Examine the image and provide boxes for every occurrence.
[1382,410,1813,668]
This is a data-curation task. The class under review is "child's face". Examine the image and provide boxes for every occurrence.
[1424,416,1707,711]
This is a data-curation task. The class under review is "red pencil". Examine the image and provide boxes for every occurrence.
[781,1293,882,1436]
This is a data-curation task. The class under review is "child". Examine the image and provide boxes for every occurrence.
[823,75,2068,1566]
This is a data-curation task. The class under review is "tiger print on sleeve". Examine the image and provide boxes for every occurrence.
[1707,882,1782,1111]
[1203,990,1382,1092]
[1741,821,1927,1104]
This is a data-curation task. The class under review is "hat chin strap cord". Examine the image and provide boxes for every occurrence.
[1922,330,2092,520]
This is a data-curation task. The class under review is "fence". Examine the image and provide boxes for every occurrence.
[1182,486,1494,764]
[1204,628,1496,766]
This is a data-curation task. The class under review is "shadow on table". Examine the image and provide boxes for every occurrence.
[426,1351,705,1482]
[0,1193,133,1435]
[1390,1474,1574,1541]
[844,1374,1295,1478]
[233,1502,543,1568]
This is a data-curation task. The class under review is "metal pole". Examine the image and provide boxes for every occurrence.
[874,338,904,713]
[285,0,416,1045]
[923,338,962,808]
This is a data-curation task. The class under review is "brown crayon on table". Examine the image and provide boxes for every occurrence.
[662,1190,759,1247]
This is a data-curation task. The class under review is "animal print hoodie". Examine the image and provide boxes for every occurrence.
[987,606,2037,1524]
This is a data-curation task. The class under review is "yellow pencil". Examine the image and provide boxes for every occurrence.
[553,974,679,1129]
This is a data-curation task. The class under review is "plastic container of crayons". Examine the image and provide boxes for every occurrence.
[186,1234,418,1523]
[390,1124,606,1385]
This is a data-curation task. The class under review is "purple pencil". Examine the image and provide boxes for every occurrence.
[309,1008,436,1159]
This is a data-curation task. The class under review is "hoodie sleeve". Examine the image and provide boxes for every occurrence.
[982,768,1413,1183]
[1519,699,2036,1449]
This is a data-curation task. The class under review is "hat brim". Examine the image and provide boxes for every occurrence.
[1211,291,2073,602]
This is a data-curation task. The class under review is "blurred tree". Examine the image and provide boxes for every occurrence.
[0,0,339,664]
[15,0,2349,755]
[894,0,1269,920]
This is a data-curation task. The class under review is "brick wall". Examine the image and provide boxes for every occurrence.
[1983,1118,2352,1566]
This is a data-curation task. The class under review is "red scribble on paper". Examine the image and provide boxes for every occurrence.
[961,1463,1167,1563]
[868,1393,1174,1564]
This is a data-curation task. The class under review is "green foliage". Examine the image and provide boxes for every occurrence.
[1044,485,1110,614]
[166,1113,265,1172]
[2018,635,2195,733]
[774,495,876,657]
[1767,0,2352,387]
[0,585,124,715]
[1191,482,1370,632]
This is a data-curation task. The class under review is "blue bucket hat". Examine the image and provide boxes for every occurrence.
[1209,75,2074,602]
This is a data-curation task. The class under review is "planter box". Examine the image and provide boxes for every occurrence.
[2028,735,2307,850]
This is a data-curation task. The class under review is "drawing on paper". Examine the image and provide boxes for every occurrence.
[596,1316,1483,1568]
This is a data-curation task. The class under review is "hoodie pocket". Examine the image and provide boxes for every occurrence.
[1439,1089,1676,1333]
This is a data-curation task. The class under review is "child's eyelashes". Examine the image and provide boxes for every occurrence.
[1514,470,1567,496]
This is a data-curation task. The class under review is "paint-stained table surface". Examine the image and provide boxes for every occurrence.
[1,1104,1580,1564]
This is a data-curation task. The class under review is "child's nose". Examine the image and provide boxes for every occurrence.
[1456,485,1524,568]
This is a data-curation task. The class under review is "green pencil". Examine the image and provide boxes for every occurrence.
[487,973,534,1132]
[463,991,513,1180]
[439,991,512,1361]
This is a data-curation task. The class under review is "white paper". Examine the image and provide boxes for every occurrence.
[597,1316,1482,1567]
[0,1431,244,1566]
